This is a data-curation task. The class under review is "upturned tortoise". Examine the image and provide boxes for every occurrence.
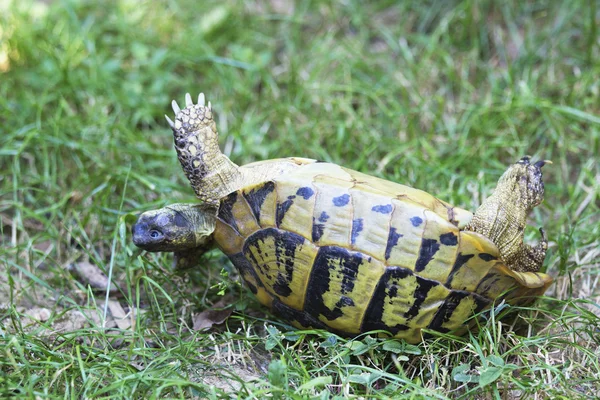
[132,93,552,342]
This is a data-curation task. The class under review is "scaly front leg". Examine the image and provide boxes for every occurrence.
[167,93,245,205]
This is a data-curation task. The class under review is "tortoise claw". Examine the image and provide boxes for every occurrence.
[171,100,181,114]
[539,227,547,242]
[165,114,175,129]
[185,93,193,107]
[171,93,207,118]
[518,156,532,164]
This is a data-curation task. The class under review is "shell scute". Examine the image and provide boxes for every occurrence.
[383,198,428,270]
[214,219,244,255]
[310,178,354,248]
[304,246,386,334]
[231,193,261,237]
[347,188,395,260]
[426,291,489,335]
[410,210,461,283]
[242,228,318,311]
[228,253,273,308]
[242,181,276,225]
[272,176,316,239]
[444,231,501,292]
[241,181,277,228]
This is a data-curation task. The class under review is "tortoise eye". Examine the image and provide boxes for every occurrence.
[149,230,162,239]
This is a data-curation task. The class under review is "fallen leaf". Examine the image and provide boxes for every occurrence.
[107,300,131,330]
[193,300,233,331]
[70,261,118,292]
[68,190,84,204]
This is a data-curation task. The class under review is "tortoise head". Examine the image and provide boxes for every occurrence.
[132,203,217,252]
[496,156,549,210]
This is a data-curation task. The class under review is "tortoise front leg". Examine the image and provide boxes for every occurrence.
[174,240,214,271]
[168,93,245,205]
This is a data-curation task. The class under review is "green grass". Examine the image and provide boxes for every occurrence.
[1,0,599,398]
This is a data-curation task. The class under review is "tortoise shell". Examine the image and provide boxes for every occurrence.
[211,160,551,342]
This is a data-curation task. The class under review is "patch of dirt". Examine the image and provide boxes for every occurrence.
[1,300,138,338]
[184,342,270,394]
[191,364,261,393]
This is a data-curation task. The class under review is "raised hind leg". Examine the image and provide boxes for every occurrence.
[506,228,548,272]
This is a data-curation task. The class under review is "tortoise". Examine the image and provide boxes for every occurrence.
[132,93,553,342]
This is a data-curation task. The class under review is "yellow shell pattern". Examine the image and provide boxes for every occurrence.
[213,161,552,342]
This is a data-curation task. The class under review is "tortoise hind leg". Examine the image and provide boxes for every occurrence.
[506,228,548,272]
[465,157,549,273]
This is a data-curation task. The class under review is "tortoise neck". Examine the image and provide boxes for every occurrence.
[167,203,218,246]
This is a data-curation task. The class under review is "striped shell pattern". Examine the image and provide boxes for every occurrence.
[212,160,549,342]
